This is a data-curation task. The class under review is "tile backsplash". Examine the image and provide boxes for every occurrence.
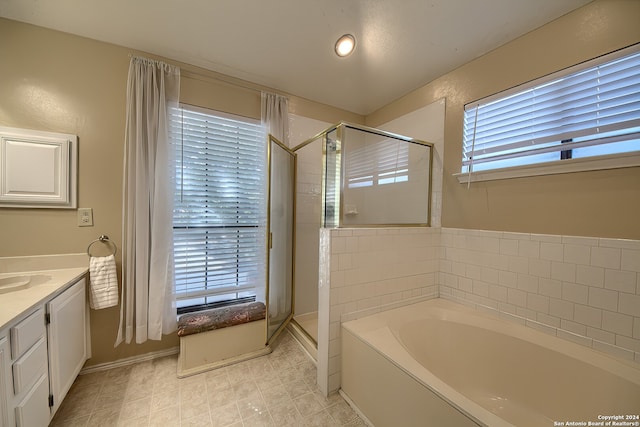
[318,226,640,395]
[0,253,88,273]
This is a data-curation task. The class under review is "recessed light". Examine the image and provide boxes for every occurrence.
[335,34,356,57]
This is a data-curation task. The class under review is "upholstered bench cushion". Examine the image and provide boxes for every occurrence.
[177,301,266,337]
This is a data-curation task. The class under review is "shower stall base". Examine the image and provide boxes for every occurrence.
[288,311,318,361]
[294,311,318,342]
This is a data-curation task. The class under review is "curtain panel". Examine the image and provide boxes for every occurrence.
[261,92,290,319]
[116,56,180,346]
[261,92,289,144]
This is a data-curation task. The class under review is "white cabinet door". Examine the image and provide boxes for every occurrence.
[47,278,88,416]
[0,336,13,427]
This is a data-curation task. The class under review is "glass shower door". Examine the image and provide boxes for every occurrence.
[266,134,296,344]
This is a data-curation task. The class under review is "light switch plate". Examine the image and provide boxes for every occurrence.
[77,208,93,226]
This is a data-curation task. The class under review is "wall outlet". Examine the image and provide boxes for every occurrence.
[77,208,93,227]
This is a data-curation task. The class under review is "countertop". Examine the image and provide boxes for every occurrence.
[0,265,88,331]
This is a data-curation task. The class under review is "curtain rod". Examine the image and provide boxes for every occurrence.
[181,69,266,95]
[128,52,277,97]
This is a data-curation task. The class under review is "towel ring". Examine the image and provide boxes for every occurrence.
[87,235,117,257]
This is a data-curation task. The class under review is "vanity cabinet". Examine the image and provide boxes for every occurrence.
[47,278,87,416]
[10,307,49,427]
[0,275,88,426]
[0,336,12,427]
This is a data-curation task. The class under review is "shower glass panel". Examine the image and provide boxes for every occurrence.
[292,137,323,344]
[266,135,296,344]
[289,122,433,354]
[324,124,432,227]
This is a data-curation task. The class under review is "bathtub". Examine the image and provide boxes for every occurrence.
[341,298,640,427]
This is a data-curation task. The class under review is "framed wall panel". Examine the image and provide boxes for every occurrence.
[0,126,77,208]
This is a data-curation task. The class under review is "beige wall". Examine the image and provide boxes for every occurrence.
[0,18,361,366]
[0,18,169,366]
[366,0,640,240]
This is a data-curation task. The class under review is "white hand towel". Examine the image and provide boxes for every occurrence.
[89,254,119,309]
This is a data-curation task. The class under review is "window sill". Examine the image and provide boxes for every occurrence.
[454,151,640,184]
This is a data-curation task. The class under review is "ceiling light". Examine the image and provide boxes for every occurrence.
[335,34,356,57]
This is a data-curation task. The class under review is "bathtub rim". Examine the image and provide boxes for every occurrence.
[341,297,640,427]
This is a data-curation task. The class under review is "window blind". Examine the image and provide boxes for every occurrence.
[169,106,266,309]
[462,46,640,173]
[346,137,409,188]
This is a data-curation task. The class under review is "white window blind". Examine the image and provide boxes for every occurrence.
[346,138,409,188]
[462,45,640,174]
[169,106,266,311]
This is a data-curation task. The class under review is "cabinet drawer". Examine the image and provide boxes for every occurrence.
[10,308,45,360]
[14,373,50,427]
[12,337,47,395]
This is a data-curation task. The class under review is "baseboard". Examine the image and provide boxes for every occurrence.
[79,346,180,375]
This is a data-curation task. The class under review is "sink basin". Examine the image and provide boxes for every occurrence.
[0,275,32,294]
[0,274,52,294]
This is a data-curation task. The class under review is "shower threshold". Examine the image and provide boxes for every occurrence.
[289,311,318,361]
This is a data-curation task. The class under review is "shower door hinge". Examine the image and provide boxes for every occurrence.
[49,394,54,407]
[269,232,273,249]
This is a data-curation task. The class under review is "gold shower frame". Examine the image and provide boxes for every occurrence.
[292,122,434,228]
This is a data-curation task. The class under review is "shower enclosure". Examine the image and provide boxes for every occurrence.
[172,124,430,367]
[290,123,433,351]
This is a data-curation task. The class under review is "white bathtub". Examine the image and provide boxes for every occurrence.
[341,299,640,427]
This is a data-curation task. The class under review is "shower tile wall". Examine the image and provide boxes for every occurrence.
[294,143,323,316]
[439,228,640,363]
[318,227,441,394]
[289,114,331,318]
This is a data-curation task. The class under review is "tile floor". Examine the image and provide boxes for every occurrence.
[49,331,365,427]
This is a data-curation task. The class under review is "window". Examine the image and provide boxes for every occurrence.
[346,137,409,188]
[170,105,266,313]
[459,45,640,182]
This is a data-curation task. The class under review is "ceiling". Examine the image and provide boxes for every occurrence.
[0,0,592,115]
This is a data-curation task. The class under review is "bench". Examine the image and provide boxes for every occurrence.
[176,301,271,377]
